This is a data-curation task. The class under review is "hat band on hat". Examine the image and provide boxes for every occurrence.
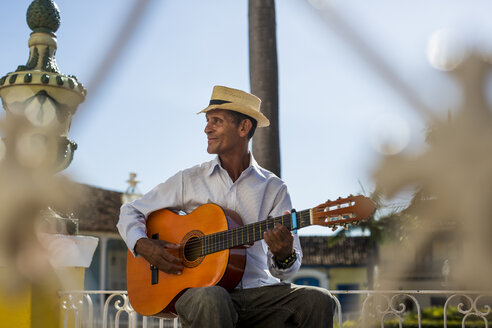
[209,99,231,106]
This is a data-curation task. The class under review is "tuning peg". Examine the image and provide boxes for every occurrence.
[352,221,359,226]
[331,225,337,231]
[342,223,348,230]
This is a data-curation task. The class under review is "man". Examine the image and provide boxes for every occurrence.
[117,86,334,327]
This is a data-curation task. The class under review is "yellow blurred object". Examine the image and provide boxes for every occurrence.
[0,267,86,328]
[0,285,31,328]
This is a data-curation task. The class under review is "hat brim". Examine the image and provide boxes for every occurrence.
[197,103,270,128]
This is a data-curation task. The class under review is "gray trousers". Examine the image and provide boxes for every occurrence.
[175,283,335,328]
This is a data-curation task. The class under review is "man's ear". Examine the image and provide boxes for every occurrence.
[239,119,252,138]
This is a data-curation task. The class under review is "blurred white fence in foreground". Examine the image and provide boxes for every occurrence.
[58,289,492,327]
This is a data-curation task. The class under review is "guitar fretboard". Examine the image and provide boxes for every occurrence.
[198,209,311,256]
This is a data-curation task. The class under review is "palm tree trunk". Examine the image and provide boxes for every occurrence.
[248,0,281,177]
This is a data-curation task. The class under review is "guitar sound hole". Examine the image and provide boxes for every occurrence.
[184,237,202,262]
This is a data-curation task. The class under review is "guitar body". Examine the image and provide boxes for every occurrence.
[126,203,246,317]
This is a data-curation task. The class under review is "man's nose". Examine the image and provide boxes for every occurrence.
[204,122,212,134]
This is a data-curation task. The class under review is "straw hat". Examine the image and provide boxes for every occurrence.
[197,86,270,127]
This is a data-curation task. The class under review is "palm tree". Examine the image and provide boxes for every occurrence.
[248,0,281,177]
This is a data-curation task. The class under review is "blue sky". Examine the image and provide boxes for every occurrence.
[1,0,490,235]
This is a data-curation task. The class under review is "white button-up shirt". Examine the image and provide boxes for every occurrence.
[117,155,302,288]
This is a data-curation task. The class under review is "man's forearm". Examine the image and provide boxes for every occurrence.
[117,203,148,256]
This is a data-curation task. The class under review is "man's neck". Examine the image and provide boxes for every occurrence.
[219,150,251,182]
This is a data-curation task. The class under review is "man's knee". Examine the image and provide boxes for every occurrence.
[299,286,336,312]
[176,286,237,327]
[176,286,231,311]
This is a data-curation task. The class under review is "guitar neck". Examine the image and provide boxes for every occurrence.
[200,209,311,256]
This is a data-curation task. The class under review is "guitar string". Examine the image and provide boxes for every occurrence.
[202,216,289,251]
[184,211,312,254]
[183,212,303,248]
[192,206,358,255]
[187,209,317,256]
[181,210,313,256]
[182,218,290,254]
[182,202,357,254]
[183,213,300,255]
[183,207,336,255]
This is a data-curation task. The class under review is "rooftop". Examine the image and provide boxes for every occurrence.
[300,236,369,266]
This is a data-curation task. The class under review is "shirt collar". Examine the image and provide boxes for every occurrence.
[206,154,267,180]
[206,156,221,176]
[249,154,267,180]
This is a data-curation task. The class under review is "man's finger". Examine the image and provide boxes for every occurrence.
[159,265,183,275]
[160,241,181,249]
[160,248,183,265]
[156,254,183,274]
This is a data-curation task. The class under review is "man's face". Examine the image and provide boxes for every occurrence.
[204,109,242,155]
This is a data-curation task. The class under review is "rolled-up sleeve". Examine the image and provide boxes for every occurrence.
[117,171,183,256]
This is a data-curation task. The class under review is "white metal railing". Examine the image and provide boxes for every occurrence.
[59,290,492,327]
[58,290,179,328]
[330,290,492,327]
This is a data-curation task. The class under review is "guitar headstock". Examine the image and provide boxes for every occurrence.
[311,195,375,231]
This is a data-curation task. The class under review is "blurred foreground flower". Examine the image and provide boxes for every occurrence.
[373,53,492,290]
[0,116,80,290]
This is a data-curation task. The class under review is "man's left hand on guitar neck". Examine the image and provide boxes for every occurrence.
[263,221,294,265]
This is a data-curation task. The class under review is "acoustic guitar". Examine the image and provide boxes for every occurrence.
[126,195,375,317]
